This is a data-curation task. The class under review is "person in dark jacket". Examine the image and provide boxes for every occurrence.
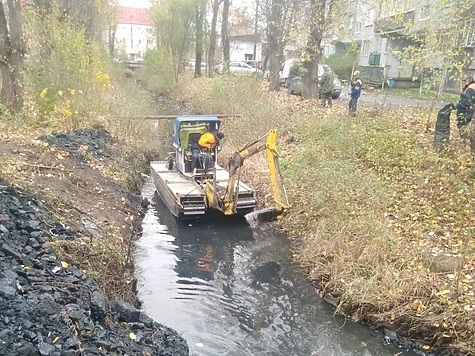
[319,65,335,108]
[455,75,475,129]
[349,70,363,116]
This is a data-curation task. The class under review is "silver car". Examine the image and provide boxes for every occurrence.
[218,61,255,75]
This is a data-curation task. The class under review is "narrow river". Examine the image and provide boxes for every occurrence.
[135,181,419,356]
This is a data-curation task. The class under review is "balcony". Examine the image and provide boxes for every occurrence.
[375,10,415,35]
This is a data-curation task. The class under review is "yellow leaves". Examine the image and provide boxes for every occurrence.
[61,261,69,268]
[128,332,136,340]
[423,345,431,350]
[436,289,451,297]
[40,88,48,98]
[95,71,111,91]
[411,299,426,315]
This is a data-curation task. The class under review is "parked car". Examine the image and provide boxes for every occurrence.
[188,59,206,68]
[218,61,255,75]
[280,59,342,99]
[244,60,256,68]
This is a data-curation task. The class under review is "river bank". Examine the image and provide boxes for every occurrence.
[162,73,475,355]
[0,125,188,355]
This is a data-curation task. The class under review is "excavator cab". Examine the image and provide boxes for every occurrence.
[171,116,222,176]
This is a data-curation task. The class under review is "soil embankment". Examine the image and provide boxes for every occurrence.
[0,127,188,355]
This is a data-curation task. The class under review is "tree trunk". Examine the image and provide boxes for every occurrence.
[0,0,25,113]
[207,0,221,77]
[108,27,116,57]
[301,0,324,99]
[194,0,206,77]
[221,0,230,71]
[267,0,285,91]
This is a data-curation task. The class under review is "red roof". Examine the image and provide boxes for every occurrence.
[117,7,153,26]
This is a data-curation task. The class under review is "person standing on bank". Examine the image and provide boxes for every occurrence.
[454,75,475,129]
[349,70,363,116]
[320,65,335,108]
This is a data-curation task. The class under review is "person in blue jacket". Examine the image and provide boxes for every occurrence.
[455,75,475,129]
[349,70,363,116]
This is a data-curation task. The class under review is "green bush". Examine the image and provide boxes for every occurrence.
[137,49,176,94]
[24,5,111,126]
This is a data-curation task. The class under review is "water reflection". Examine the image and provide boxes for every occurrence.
[136,181,419,356]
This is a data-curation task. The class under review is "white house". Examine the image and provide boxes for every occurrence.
[228,34,263,63]
[115,7,155,61]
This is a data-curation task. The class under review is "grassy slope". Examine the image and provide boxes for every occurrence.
[168,73,475,355]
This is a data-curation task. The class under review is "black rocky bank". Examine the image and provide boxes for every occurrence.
[0,183,188,355]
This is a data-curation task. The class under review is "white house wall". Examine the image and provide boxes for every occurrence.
[230,42,262,62]
[116,24,155,60]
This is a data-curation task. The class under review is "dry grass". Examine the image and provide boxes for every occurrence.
[0,74,165,304]
[169,74,475,355]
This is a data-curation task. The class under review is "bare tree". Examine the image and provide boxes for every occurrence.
[208,0,222,76]
[221,0,230,72]
[33,0,108,41]
[261,0,300,91]
[266,0,286,91]
[194,0,206,77]
[0,0,25,112]
[301,0,324,99]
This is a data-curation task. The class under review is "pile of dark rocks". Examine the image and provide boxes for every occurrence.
[0,182,188,355]
[39,128,114,159]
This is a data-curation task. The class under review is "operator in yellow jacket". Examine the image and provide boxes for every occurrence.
[191,131,225,171]
[198,131,224,149]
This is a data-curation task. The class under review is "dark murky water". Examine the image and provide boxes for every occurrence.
[136,181,419,356]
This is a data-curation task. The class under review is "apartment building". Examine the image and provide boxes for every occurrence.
[346,0,475,88]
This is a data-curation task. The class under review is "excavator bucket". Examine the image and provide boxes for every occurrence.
[245,207,285,227]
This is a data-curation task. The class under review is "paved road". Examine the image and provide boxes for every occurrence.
[341,86,449,110]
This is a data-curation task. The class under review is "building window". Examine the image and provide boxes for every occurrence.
[365,9,375,27]
[369,53,381,65]
[362,40,370,56]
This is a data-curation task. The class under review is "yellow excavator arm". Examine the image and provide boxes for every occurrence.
[222,130,290,217]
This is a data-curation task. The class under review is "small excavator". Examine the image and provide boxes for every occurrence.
[150,116,289,222]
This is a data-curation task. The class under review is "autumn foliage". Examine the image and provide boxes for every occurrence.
[169,73,475,355]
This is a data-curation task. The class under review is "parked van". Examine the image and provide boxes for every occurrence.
[279,59,298,86]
